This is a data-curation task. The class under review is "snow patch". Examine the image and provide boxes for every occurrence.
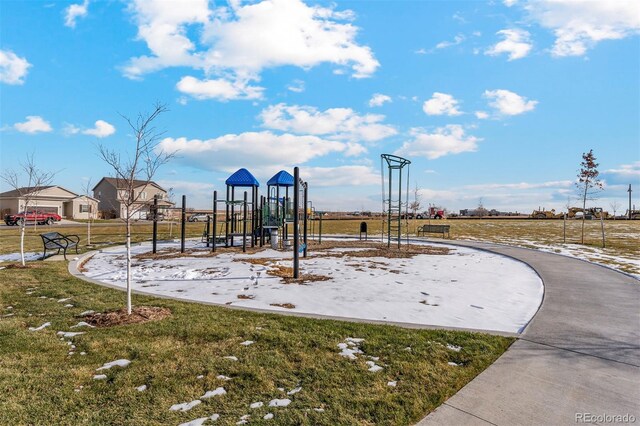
[201,387,226,399]
[29,322,51,331]
[96,359,131,371]
[170,400,202,412]
[268,398,291,407]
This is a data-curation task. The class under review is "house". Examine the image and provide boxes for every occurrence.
[0,186,98,219]
[92,177,174,219]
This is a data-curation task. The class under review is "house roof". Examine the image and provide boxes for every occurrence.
[225,168,260,187]
[267,170,294,187]
[0,185,77,198]
[72,194,100,202]
[93,177,166,192]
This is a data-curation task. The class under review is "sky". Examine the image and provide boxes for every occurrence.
[1,0,639,214]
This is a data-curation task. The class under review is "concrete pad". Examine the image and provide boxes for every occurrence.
[43,255,69,262]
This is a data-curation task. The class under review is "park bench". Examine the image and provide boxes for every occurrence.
[417,224,450,239]
[40,232,80,260]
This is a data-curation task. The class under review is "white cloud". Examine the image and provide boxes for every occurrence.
[475,111,489,119]
[395,125,481,160]
[435,34,465,49]
[124,0,378,99]
[524,0,640,57]
[464,180,573,191]
[485,29,532,60]
[304,165,379,187]
[368,93,392,107]
[605,162,640,177]
[14,116,53,134]
[503,0,518,7]
[176,76,264,101]
[156,131,346,172]
[64,0,89,28]
[259,103,397,142]
[0,50,31,85]
[422,93,463,116]
[83,120,116,138]
[287,79,305,93]
[484,89,537,116]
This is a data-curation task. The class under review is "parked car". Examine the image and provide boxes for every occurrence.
[188,213,209,222]
[4,210,62,226]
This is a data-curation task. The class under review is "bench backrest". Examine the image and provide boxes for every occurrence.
[41,232,63,240]
[420,224,450,232]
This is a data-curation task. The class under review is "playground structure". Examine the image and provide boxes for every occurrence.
[149,167,317,279]
[381,154,411,248]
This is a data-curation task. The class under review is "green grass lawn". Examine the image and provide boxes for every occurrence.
[0,262,512,425]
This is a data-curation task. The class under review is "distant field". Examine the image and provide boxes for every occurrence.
[1,218,638,276]
[316,218,640,277]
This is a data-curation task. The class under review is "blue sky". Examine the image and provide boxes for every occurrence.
[1,0,639,213]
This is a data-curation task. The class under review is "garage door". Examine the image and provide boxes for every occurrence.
[36,206,59,214]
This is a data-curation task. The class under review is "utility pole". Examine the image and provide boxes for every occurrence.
[629,184,632,220]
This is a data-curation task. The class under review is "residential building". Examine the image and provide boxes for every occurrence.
[92,177,173,219]
[0,186,98,219]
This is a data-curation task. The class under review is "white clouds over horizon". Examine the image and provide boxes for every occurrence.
[64,0,89,28]
[157,131,347,173]
[0,50,31,85]
[524,0,640,57]
[423,93,462,116]
[485,29,532,60]
[64,120,116,138]
[259,103,397,143]
[368,93,392,107]
[124,0,378,100]
[484,89,537,116]
[395,125,481,160]
[14,116,53,134]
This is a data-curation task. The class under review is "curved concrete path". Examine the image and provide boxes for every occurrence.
[418,240,640,426]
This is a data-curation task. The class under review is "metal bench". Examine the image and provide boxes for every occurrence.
[417,224,450,239]
[40,232,80,260]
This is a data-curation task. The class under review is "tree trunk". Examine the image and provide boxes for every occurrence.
[581,185,588,244]
[126,215,132,315]
[20,223,26,266]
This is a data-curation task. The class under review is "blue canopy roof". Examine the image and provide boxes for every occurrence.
[225,168,259,187]
[267,170,294,187]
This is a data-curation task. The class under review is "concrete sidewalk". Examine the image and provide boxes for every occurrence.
[418,241,640,425]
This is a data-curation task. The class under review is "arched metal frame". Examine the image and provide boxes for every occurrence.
[381,154,411,248]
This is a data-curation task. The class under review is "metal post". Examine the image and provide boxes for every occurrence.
[387,168,392,248]
[212,190,217,253]
[231,186,235,247]
[303,182,308,258]
[225,186,230,248]
[251,188,256,248]
[563,213,566,243]
[259,195,264,247]
[180,195,186,253]
[293,167,300,279]
[318,212,322,244]
[205,214,210,248]
[152,195,158,254]
[242,191,248,253]
[629,184,633,220]
[397,164,402,249]
[601,214,605,248]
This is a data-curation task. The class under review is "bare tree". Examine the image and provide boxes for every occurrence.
[576,149,603,244]
[409,182,421,219]
[98,103,174,314]
[1,154,56,266]
[609,200,620,220]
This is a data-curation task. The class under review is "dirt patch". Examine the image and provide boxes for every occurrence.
[310,240,450,258]
[270,303,295,309]
[134,245,268,261]
[234,258,331,284]
[80,306,171,327]
[237,294,255,300]
[2,263,40,269]
[77,254,94,273]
